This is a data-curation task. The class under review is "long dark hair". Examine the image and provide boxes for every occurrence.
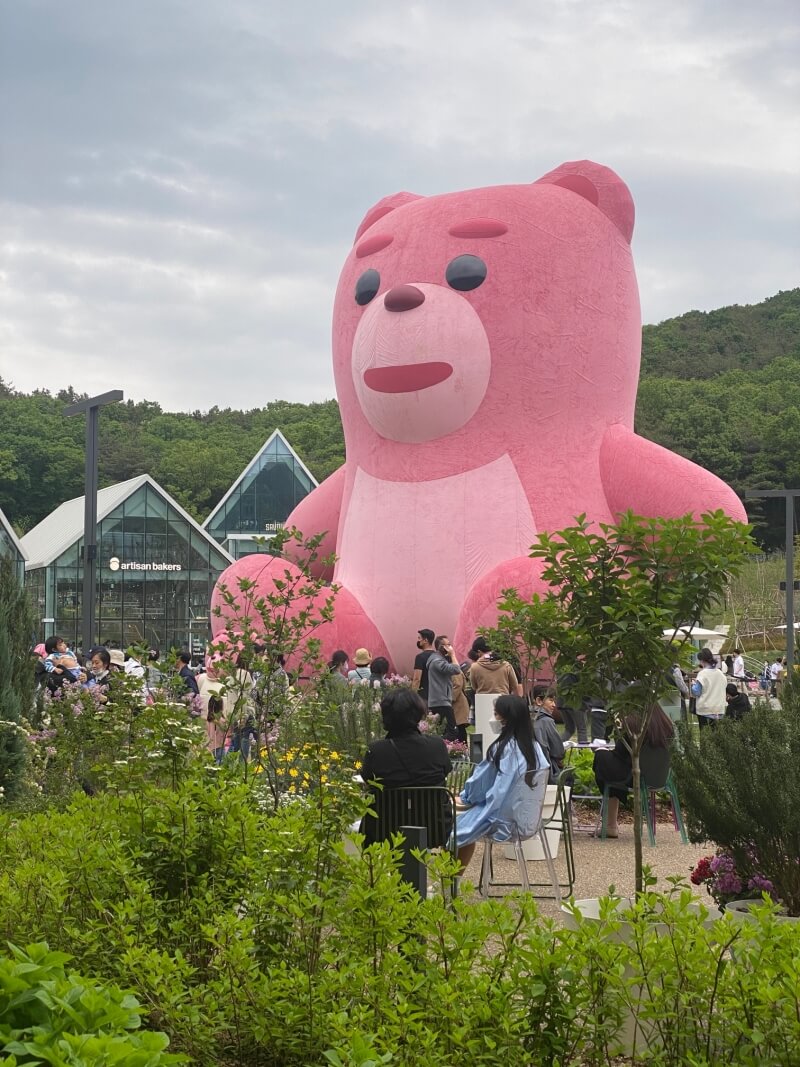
[487,695,541,786]
[624,703,675,748]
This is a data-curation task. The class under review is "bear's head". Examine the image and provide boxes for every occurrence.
[332,160,641,481]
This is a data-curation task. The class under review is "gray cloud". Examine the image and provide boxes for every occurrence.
[1,0,798,410]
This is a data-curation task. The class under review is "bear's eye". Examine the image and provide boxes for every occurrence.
[355,269,381,306]
[445,254,487,291]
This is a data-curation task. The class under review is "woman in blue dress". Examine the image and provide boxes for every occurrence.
[454,694,547,871]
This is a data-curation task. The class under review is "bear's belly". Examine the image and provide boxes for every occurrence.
[335,455,536,669]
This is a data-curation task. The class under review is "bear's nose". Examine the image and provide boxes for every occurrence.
[384,284,425,312]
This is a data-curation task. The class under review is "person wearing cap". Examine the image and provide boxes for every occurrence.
[691,647,727,727]
[348,648,373,685]
[412,629,436,705]
[108,648,126,670]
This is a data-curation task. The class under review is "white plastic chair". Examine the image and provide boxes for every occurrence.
[478,766,561,903]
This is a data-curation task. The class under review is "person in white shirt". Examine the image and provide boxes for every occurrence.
[691,647,727,728]
[732,648,746,692]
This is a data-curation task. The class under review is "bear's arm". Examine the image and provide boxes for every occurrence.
[285,463,347,579]
[600,425,747,522]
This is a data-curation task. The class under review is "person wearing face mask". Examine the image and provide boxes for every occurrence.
[452,694,547,872]
[88,648,115,704]
[411,628,436,706]
[427,635,464,740]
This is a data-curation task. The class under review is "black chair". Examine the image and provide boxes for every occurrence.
[364,785,457,857]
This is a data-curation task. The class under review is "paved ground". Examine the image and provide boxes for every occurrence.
[459,808,710,919]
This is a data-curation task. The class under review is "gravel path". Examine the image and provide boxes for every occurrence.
[459,810,710,920]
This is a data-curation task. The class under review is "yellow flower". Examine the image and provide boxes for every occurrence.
[330,751,340,760]
[320,775,328,784]
[288,785,296,794]
[354,760,362,770]
[288,767,299,778]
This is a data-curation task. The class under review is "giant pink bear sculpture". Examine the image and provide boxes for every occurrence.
[211,160,746,672]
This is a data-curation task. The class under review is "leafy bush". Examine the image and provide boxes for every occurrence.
[1,770,800,1065]
[20,674,208,808]
[0,941,183,1065]
[672,692,800,915]
[565,748,599,797]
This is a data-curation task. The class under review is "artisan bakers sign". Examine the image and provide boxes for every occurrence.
[108,557,182,573]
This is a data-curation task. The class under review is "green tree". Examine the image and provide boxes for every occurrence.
[0,559,35,803]
[500,510,754,894]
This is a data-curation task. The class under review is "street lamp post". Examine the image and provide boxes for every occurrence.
[64,390,123,653]
[744,488,800,676]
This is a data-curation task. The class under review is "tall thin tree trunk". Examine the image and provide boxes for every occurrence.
[632,746,643,896]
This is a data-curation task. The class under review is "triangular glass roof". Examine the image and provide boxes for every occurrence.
[21,474,233,570]
[204,429,318,541]
[0,505,26,563]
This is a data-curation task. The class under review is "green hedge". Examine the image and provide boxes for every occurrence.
[1,770,798,1066]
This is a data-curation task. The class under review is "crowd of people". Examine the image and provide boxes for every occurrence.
[31,627,780,855]
[357,634,783,855]
[33,635,163,702]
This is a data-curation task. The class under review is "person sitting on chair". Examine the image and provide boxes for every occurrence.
[453,694,547,872]
[531,685,565,783]
[360,689,451,845]
[592,703,674,838]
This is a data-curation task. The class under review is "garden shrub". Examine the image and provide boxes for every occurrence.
[1,771,800,1065]
[672,693,800,915]
[0,558,34,805]
[0,940,183,1065]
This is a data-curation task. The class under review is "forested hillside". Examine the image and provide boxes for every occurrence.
[636,288,800,546]
[640,289,800,379]
[0,391,345,534]
[1,287,798,544]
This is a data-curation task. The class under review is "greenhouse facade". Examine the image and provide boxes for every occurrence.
[203,429,318,558]
[21,474,232,654]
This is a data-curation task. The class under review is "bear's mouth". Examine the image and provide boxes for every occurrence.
[363,362,453,394]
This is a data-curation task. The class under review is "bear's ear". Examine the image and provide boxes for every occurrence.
[354,191,423,243]
[534,161,635,243]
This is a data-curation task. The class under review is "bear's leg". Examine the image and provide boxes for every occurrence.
[454,556,550,666]
[210,554,390,670]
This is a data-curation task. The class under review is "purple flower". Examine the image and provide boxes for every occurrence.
[747,874,774,896]
[710,854,737,876]
[714,871,743,896]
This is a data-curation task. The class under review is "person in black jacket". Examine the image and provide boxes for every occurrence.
[360,689,451,844]
[725,683,751,721]
[177,652,200,697]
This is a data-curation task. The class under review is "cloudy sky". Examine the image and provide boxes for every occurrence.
[1,0,798,411]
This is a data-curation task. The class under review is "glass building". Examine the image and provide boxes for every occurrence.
[21,475,232,653]
[204,429,318,558]
[0,505,26,583]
